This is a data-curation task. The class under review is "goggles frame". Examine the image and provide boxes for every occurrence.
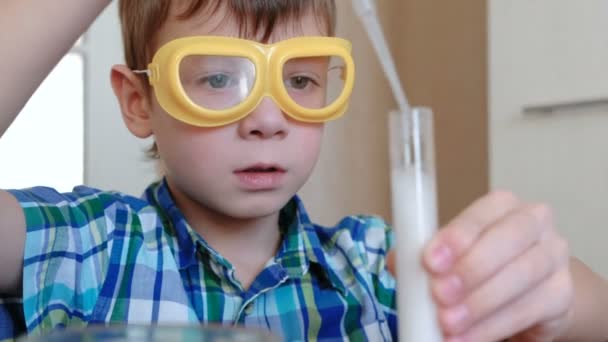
[136,36,355,127]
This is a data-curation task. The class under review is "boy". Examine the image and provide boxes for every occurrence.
[1,0,607,341]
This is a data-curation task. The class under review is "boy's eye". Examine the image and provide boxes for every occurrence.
[200,74,233,89]
[286,76,319,90]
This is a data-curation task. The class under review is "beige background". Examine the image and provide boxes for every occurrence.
[300,0,489,226]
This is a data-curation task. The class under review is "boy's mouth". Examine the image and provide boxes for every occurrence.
[234,163,287,190]
[235,163,286,173]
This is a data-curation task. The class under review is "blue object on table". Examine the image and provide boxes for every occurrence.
[0,295,26,341]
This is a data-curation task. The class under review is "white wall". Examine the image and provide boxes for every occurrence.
[489,0,608,277]
[85,3,156,196]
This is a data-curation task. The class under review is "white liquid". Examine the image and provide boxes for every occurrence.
[391,168,442,342]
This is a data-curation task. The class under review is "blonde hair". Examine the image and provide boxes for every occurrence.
[119,0,337,75]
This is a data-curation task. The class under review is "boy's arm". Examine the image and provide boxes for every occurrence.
[0,0,111,136]
[0,0,110,294]
[0,191,25,294]
[557,258,608,341]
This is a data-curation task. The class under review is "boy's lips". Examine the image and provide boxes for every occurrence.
[234,163,287,190]
[234,163,286,173]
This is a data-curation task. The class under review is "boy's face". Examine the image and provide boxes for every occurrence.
[123,5,328,219]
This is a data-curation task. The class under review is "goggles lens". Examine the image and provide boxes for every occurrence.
[283,55,347,110]
[178,54,347,113]
[179,55,256,111]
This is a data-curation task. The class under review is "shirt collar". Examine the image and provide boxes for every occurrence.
[282,197,348,294]
[145,179,229,270]
[145,179,343,292]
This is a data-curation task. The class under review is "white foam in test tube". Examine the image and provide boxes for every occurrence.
[390,108,442,342]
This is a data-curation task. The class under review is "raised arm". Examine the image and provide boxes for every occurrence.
[0,0,111,135]
[0,191,26,294]
[0,0,111,294]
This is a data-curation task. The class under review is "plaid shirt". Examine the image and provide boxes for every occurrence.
[9,179,397,341]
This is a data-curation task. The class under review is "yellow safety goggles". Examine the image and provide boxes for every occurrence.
[135,36,355,127]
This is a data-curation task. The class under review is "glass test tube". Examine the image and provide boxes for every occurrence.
[389,107,442,342]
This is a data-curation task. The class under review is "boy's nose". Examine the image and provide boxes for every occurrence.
[238,97,289,140]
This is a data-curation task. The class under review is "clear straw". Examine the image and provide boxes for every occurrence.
[351,0,410,113]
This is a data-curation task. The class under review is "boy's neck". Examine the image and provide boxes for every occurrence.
[166,180,282,290]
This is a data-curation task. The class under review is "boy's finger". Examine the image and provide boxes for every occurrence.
[444,267,572,342]
[444,203,554,299]
[423,191,521,274]
[438,232,565,334]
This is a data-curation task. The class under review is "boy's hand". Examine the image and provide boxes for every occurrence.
[388,191,573,342]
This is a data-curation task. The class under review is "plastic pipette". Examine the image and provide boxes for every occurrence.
[351,0,410,113]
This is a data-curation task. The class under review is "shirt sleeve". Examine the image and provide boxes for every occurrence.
[8,186,113,334]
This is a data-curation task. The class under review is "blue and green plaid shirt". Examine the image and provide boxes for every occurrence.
[9,179,397,340]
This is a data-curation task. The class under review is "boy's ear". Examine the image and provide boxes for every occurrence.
[110,65,153,138]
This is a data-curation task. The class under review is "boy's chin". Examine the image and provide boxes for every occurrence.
[225,193,293,219]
